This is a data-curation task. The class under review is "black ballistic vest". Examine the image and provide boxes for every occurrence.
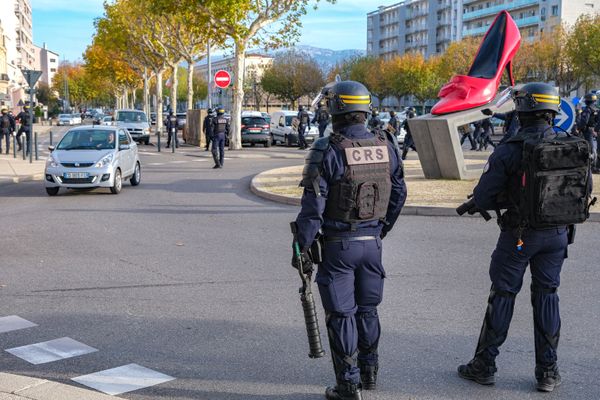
[506,131,593,228]
[324,132,392,223]
[1,115,10,130]
[214,117,227,134]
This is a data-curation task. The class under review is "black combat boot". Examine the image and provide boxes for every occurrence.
[535,365,561,392]
[358,363,377,390]
[458,357,497,385]
[325,382,362,400]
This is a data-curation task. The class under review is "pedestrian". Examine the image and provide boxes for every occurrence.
[15,105,31,155]
[165,111,178,148]
[312,101,330,138]
[401,107,417,160]
[294,80,407,400]
[210,107,229,169]
[459,124,477,150]
[577,93,599,173]
[457,83,595,392]
[478,117,496,151]
[367,110,383,130]
[0,108,15,154]
[203,108,214,151]
[297,105,310,149]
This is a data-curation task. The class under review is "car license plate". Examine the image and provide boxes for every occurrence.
[248,129,261,133]
[64,172,89,179]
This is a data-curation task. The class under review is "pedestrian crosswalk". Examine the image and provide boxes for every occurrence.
[0,315,174,395]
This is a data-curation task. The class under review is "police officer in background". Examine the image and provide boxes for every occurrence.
[458,83,592,392]
[297,105,311,149]
[312,101,330,138]
[294,81,407,400]
[388,110,399,133]
[165,111,178,148]
[577,93,599,173]
[0,108,15,154]
[477,117,496,151]
[210,107,229,168]
[485,109,519,145]
[401,107,417,160]
[367,109,383,130]
[203,108,214,151]
[15,105,31,154]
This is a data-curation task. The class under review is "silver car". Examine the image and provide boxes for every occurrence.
[44,126,141,196]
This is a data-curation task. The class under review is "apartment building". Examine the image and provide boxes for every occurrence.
[367,0,462,59]
[0,22,9,107]
[34,43,59,87]
[462,0,600,40]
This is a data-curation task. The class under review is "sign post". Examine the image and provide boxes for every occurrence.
[21,69,43,163]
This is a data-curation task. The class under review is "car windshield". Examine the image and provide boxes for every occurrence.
[58,114,70,118]
[285,116,295,126]
[116,111,147,123]
[242,117,266,126]
[379,112,391,120]
[57,129,117,150]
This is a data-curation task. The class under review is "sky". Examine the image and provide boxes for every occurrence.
[31,0,397,62]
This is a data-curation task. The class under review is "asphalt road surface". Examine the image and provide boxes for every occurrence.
[1,134,599,400]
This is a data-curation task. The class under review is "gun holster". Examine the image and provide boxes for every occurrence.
[307,235,323,264]
[567,224,576,245]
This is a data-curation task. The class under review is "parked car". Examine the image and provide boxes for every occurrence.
[71,114,82,125]
[270,110,318,146]
[150,112,157,125]
[241,111,271,147]
[44,126,141,196]
[101,115,113,126]
[176,113,187,130]
[113,109,151,145]
[92,114,105,125]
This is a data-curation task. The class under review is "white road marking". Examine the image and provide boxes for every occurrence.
[146,163,165,166]
[72,363,175,395]
[0,315,37,334]
[6,337,98,364]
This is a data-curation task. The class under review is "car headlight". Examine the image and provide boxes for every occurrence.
[143,128,150,135]
[94,153,114,168]
[47,155,59,168]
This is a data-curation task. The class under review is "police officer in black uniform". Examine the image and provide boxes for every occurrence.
[297,105,311,149]
[294,81,407,400]
[477,117,496,151]
[486,109,519,145]
[165,111,179,148]
[15,105,31,154]
[388,111,399,133]
[459,123,477,150]
[577,93,599,173]
[211,107,229,168]
[0,108,15,154]
[367,109,383,130]
[457,83,592,392]
[312,101,330,138]
[203,108,214,151]
[401,107,417,160]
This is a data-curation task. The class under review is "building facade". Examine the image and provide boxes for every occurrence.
[367,0,461,59]
[462,0,600,39]
[0,21,10,107]
[34,43,59,87]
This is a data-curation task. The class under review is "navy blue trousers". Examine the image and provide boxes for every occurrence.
[316,238,385,384]
[211,134,225,166]
[298,125,307,148]
[476,227,567,368]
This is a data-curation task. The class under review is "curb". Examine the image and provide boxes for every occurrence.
[250,171,600,222]
[0,373,121,400]
[0,173,44,185]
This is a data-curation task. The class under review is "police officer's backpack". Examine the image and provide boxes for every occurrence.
[513,131,595,228]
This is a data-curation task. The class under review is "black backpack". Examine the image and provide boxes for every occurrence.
[512,130,595,229]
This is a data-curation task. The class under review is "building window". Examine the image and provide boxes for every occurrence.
[50,58,56,62]
[50,68,56,72]
[551,5,559,16]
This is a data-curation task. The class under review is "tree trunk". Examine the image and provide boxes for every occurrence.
[170,64,178,113]
[155,69,164,135]
[187,61,194,110]
[123,90,129,109]
[131,88,136,109]
[143,68,150,117]
[230,40,245,150]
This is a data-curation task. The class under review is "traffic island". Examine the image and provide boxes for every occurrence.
[250,160,600,220]
[0,373,122,400]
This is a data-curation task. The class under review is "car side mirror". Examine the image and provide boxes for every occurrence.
[48,145,55,151]
[279,122,284,127]
[119,144,130,151]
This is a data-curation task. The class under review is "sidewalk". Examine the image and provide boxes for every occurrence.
[250,154,600,220]
[0,373,121,400]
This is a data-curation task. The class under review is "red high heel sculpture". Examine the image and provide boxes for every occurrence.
[431,11,521,115]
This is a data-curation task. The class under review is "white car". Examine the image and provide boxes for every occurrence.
[101,115,113,126]
[270,110,318,146]
[44,126,141,196]
[57,114,75,126]
[71,114,82,125]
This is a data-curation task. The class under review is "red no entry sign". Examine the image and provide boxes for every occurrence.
[214,70,231,89]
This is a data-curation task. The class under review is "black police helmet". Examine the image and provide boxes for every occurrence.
[584,92,597,105]
[512,82,560,114]
[217,108,225,115]
[321,80,372,116]
[207,108,214,114]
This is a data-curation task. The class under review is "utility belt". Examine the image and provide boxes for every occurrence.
[306,235,378,264]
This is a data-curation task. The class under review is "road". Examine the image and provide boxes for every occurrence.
[1,129,599,400]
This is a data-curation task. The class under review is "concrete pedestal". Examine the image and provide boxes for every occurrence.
[407,96,514,180]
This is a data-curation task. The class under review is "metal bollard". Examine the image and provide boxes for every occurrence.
[13,135,16,158]
[29,132,32,164]
[172,129,175,154]
[34,132,38,161]
[157,130,161,152]
[50,130,53,146]
[22,138,26,160]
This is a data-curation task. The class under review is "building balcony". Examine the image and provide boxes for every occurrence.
[406,25,429,34]
[463,0,538,22]
[463,15,540,36]
[0,73,9,83]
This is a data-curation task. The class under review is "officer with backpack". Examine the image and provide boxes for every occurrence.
[0,108,15,154]
[457,83,595,393]
[297,105,311,149]
[577,93,599,173]
[312,101,330,138]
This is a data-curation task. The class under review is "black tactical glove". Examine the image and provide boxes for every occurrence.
[481,108,494,116]
[291,250,314,274]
